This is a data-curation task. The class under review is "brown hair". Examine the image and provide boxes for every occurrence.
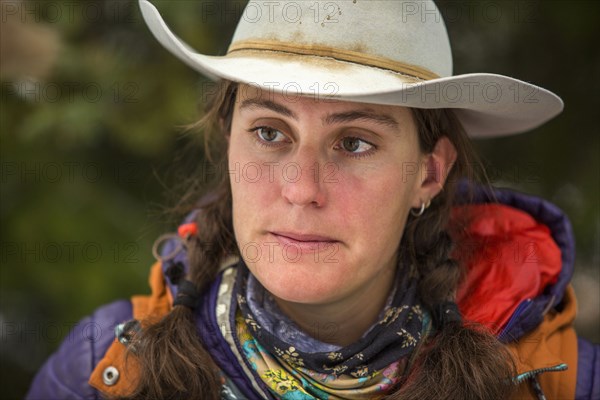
[385,108,517,399]
[123,80,516,399]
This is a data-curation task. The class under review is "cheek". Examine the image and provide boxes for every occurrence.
[229,152,280,201]
[229,140,280,238]
[333,162,417,224]
[325,166,414,264]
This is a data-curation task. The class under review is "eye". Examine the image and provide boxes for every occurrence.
[338,137,374,155]
[256,127,286,143]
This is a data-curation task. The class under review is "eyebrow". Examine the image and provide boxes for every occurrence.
[323,110,400,130]
[239,98,298,119]
[239,98,400,132]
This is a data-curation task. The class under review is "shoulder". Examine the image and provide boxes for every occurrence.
[26,300,132,400]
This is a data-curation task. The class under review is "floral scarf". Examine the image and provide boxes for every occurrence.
[231,262,426,399]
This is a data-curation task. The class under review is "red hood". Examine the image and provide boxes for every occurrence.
[451,203,562,334]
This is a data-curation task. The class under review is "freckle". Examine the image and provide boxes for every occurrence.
[339,11,342,15]
[326,15,330,20]
[353,0,357,3]
[321,22,325,27]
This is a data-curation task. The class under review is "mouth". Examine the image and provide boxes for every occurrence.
[271,231,337,242]
[269,231,340,252]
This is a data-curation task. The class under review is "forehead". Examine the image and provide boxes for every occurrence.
[234,83,414,124]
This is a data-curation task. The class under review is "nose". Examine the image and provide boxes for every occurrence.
[280,150,327,208]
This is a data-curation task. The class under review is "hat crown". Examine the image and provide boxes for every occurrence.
[230,0,453,78]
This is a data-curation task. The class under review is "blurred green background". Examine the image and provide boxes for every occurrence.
[1,0,598,398]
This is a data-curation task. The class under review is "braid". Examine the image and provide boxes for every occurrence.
[188,179,237,286]
[385,109,517,400]
[119,83,239,400]
[414,230,461,308]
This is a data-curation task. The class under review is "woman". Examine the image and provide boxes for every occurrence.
[27,1,599,399]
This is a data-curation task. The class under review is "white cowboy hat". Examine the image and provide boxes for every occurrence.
[138,0,563,138]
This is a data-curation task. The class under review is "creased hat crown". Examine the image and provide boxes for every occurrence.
[229,0,452,81]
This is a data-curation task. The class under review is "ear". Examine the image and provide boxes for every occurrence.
[413,136,457,207]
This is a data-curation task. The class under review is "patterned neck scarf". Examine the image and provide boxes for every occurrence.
[233,262,426,399]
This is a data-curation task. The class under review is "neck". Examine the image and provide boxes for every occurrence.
[273,265,397,347]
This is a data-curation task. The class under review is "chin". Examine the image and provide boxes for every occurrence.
[250,257,347,305]
[265,281,339,305]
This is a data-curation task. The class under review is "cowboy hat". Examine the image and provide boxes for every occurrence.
[138,0,563,138]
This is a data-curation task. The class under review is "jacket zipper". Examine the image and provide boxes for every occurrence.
[513,363,568,384]
[497,298,532,342]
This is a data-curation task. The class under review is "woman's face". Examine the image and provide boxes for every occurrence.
[228,85,432,306]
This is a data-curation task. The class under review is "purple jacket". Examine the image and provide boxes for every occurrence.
[27,187,600,399]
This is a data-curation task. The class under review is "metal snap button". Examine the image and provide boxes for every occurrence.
[102,366,119,386]
[115,319,141,347]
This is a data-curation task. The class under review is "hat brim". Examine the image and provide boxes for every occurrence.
[140,0,563,138]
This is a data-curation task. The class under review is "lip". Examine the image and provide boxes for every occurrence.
[269,231,339,253]
[271,231,338,242]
